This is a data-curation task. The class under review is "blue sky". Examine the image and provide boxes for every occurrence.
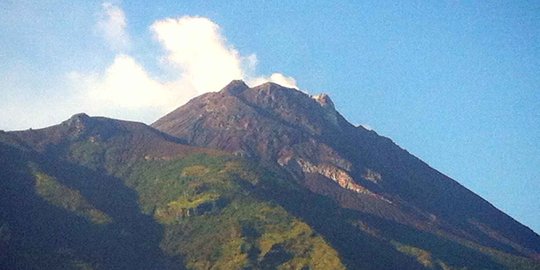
[1,1,539,233]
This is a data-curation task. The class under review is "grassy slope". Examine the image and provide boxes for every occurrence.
[119,154,346,270]
[0,131,346,269]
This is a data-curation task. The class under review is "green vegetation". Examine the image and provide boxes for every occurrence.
[117,153,345,269]
[33,171,111,224]
[160,199,345,270]
[392,241,434,268]
[3,126,538,270]
[69,140,107,169]
[155,192,220,224]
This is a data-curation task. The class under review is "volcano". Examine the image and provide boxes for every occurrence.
[0,81,538,269]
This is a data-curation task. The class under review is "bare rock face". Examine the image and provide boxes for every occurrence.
[153,81,387,207]
[152,81,362,196]
[152,80,540,259]
[296,158,370,195]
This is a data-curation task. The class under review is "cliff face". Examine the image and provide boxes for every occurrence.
[153,80,540,262]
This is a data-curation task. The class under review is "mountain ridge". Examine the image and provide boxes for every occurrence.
[0,80,538,269]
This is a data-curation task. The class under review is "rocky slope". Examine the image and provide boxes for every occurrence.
[153,80,540,268]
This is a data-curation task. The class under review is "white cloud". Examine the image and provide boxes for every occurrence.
[97,2,130,51]
[151,16,245,94]
[70,11,298,124]
[76,54,190,109]
[0,96,83,131]
[67,55,199,123]
[248,73,298,89]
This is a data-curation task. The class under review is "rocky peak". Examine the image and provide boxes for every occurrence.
[312,93,335,109]
[254,81,287,90]
[63,113,92,132]
[220,80,249,96]
[59,113,124,141]
[68,112,90,122]
[250,81,303,99]
[153,81,348,151]
[153,81,356,195]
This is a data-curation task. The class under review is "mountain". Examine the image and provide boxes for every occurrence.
[153,80,540,268]
[0,113,345,269]
[0,81,538,269]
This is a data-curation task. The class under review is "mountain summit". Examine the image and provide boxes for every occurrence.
[1,81,539,269]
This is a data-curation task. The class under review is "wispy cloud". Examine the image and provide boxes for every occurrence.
[71,55,184,110]
[248,73,298,89]
[71,8,299,123]
[151,16,245,95]
[96,2,130,51]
